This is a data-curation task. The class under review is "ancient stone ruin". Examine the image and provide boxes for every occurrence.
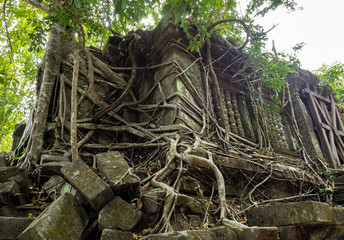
[1,22,344,239]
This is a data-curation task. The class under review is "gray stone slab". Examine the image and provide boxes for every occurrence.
[100,229,133,240]
[19,192,88,240]
[246,201,332,227]
[96,151,140,190]
[40,154,70,163]
[0,216,33,240]
[61,160,114,211]
[98,196,143,231]
[40,161,70,175]
[0,151,8,167]
[141,188,194,213]
[0,180,25,205]
[0,167,31,195]
[41,175,65,195]
[143,226,237,240]
[232,227,279,240]
[331,207,344,224]
[11,124,26,151]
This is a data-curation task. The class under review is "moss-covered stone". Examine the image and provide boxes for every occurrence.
[246,201,332,227]
[185,201,203,214]
[98,196,143,231]
[18,192,88,240]
[144,226,237,240]
[233,226,279,240]
[96,151,140,190]
[61,160,114,211]
[0,167,31,196]
[188,214,202,227]
[331,207,344,224]
[100,229,133,240]
[0,216,33,240]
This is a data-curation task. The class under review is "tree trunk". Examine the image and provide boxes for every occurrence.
[19,26,62,168]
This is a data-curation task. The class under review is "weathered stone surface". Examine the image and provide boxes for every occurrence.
[141,188,166,213]
[331,207,344,224]
[0,167,31,195]
[246,201,332,227]
[61,160,114,211]
[280,224,344,240]
[0,151,8,167]
[11,124,26,151]
[42,175,65,195]
[98,196,143,231]
[0,181,26,205]
[278,226,302,240]
[188,214,202,227]
[19,192,88,240]
[41,161,70,175]
[141,188,194,213]
[96,151,140,191]
[185,201,203,214]
[40,154,70,163]
[180,179,199,194]
[100,229,133,240]
[292,94,324,161]
[233,227,279,240]
[144,226,237,240]
[0,216,33,240]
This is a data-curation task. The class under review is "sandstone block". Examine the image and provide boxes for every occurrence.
[188,214,202,227]
[0,216,32,240]
[98,196,143,231]
[0,181,25,205]
[144,226,237,240]
[331,207,344,224]
[246,201,332,227]
[61,160,114,211]
[19,192,88,240]
[141,188,193,213]
[100,229,133,240]
[185,201,203,214]
[40,154,70,163]
[0,151,8,167]
[0,167,31,196]
[96,151,140,191]
[233,227,279,240]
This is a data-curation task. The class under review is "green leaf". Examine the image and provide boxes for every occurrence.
[74,0,81,8]
[0,76,4,85]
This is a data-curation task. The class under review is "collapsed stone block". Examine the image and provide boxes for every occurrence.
[185,200,203,214]
[98,196,143,231]
[331,207,344,224]
[41,175,65,196]
[96,151,140,191]
[61,160,114,211]
[42,175,87,205]
[188,214,202,227]
[100,229,133,240]
[246,201,332,227]
[0,181,26,206]
[232,226,279,240]
[11,124,26,151]
[40,154,70,163]
[0,151,8,167]
[141,188,194,213]
[0,216,33,240]
[18,192,88,240]
[0,167,31,196]
[144,226,237,240]
[40,154,71,175]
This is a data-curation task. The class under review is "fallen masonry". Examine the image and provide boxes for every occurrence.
[1,21,344,239]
